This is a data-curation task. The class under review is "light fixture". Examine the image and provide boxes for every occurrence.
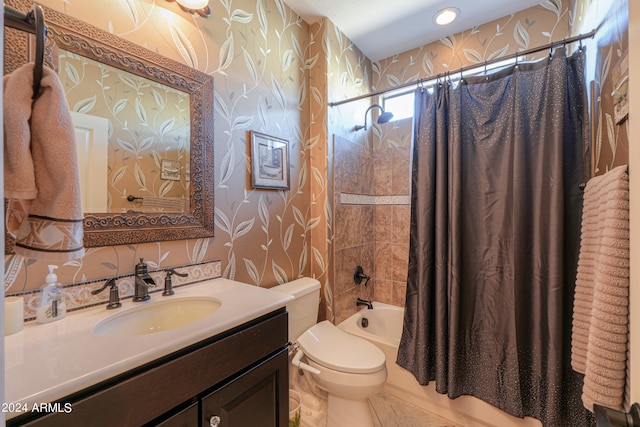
[354,104,394,131]
[166,0,210,17]
[434,7,459,26]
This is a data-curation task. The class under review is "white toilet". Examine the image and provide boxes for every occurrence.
[272,277,387,427]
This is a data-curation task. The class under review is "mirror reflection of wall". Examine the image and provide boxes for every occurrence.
[60,50,191,214]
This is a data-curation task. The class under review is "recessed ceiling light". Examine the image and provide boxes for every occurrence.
[434,7,460,26]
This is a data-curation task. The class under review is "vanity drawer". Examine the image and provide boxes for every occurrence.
[12,310,288,427]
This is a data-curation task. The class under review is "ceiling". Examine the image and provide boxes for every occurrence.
[281,0,544,62]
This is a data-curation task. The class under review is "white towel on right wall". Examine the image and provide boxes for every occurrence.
[571,164,629,412]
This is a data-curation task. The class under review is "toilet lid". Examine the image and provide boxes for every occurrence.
[297,320,386,374]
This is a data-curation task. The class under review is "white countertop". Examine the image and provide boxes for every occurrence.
[4,278,293,420]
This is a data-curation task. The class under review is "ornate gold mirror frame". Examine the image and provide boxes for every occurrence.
[4,0,214,248]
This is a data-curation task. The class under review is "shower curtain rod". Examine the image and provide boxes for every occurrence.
[328,28,597,107]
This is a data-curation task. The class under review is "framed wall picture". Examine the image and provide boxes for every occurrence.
[250,131,290,190]
[160,159,181,181]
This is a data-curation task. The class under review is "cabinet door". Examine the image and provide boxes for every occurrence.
[202,349,288,427]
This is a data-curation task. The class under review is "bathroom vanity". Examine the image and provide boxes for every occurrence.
[4,279,293,427]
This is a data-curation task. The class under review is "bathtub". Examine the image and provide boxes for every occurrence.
[338,302,542,427]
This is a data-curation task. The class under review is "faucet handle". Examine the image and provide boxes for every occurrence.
[91,278,122,309]
[353,266,371,286]
[135,258,148,274]
[163,269,188,296]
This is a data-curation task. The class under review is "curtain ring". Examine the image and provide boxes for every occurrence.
[515,55,518,69]
[579,39,583,52]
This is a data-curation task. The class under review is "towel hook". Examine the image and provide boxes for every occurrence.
[3,5,48,100]
[31,5,47,100]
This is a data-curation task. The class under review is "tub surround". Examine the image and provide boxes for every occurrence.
[4,277,293,421]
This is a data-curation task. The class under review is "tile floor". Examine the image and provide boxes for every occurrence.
[295,390,460,427]
[370,393,460,427]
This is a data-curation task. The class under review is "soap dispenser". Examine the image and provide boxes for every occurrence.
[36,265,66,323]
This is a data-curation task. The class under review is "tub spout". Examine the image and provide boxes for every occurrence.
[356,297,373,310]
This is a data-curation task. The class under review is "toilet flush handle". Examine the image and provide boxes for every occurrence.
[292,349,321,375]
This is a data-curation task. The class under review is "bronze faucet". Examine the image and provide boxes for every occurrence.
[133,258,156,302]
[356,297,373,310]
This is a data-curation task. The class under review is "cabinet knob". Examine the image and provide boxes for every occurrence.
[209,415,221,427]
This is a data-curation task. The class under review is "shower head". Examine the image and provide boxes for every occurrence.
[377,111,394,124]
[354,104,394,131]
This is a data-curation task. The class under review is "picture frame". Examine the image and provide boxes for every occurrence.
[250,131,290,190]
[161,159,181,181]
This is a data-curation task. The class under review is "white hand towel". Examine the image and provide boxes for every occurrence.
[4,62,84,260]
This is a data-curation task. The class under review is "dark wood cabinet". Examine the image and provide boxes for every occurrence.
[154,402,198,427]
[10,309,289,427]
[201,350,288,427]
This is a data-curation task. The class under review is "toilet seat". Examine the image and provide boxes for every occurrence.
[297,320,386,374]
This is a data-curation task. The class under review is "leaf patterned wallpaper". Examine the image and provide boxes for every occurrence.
[5,0,316,296]
[574,0,629,175]
[5,0,628,327]
[371,1,575,94]
[309,18,373,321]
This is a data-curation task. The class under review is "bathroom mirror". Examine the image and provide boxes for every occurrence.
[4,0,214,248]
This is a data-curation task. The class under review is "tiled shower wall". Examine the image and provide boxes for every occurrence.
[373,119,413,308]
[332,117,413,323]
[333,135,375,324]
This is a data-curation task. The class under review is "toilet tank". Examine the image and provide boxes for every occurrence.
[270,277,321,341]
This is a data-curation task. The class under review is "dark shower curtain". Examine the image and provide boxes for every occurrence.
[397,48,593,426]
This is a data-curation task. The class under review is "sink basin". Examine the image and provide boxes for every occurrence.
[94,296,222,337]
